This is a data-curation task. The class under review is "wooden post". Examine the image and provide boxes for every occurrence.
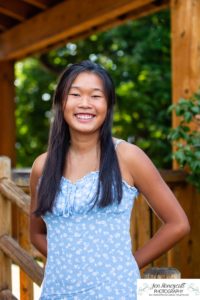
[0,156,12,290]
[171,0,200,107]
[19,209,34,300]
[143,267,181,278]
[11,172,34,299]
[171,0,200,144]
[170,0,200,277]
[0,61,16,166]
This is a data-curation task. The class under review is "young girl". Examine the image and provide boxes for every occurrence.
[30,60,190,299]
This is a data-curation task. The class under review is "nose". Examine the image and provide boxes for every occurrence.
[78,95,92,108]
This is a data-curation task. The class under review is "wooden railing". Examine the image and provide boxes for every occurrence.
[0,156,185,299]
[0,157,44,299]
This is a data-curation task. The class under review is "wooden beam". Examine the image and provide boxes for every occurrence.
[0,0,25,22]
[0,0,169,60]
[0,24,6,32]
[0,61,16,165]
[41,0,169,55]
[0,8,24,22]
[0,0,39,21]
[22,0,48,10]
[0,13,18,29]
[0,234,44,286]
[0,178,30,215]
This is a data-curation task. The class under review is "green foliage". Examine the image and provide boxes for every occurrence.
[168,93,200,191]
[15,59,57,166]
[15,10,171,168]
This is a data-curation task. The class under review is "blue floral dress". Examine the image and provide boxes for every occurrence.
[40,145,140,300]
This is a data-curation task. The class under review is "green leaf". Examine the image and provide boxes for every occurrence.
[184,111,193,122]
[191,106,200,114]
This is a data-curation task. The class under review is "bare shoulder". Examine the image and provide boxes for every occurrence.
[31,152,47,177]
[116,140,161,189]
[116,140,148,166]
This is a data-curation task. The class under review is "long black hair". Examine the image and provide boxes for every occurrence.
[35,60,122,216]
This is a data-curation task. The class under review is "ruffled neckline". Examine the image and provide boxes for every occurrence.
[42,171,139,219]
[61,171,138,193]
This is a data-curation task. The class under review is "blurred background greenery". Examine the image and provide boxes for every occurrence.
[15,10,171,168]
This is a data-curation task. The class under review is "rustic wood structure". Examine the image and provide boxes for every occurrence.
[0,0,200,298]
[0,156,187,299]
[0,157,44,299]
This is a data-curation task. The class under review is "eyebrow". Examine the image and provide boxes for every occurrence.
[70,85,104,92]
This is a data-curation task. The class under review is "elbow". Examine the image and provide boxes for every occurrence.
[183,220,191,235]
[176,218,190,239]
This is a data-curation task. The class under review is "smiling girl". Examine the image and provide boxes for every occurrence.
[29,60,190,299]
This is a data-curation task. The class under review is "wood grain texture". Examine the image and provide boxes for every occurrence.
[171,0,200,127]
[0,0,169,60]
[0,62,15,165]
[0,157,12,290]
[0,234,44,286]
[170,0,200,277]
[0,178,30,215]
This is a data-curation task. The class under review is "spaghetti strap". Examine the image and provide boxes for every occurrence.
[114,138,125,149]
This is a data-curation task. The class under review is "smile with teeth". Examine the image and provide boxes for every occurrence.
[75,114,95,120]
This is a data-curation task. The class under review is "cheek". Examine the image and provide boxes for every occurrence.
[63,98,75,114]
[98,99,108,113]
[63,103,73,123]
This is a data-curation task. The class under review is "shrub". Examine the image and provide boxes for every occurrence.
[168,92,200,192]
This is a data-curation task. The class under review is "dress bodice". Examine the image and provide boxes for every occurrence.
[40,142,140,299]
[47,171,138,219]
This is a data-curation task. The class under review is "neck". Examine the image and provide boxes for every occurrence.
[69,132,100,155]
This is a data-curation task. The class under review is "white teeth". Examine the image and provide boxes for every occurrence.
[76,114,94,119]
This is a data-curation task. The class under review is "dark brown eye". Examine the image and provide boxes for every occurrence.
[92,95,101,98]
[69,93,80,97]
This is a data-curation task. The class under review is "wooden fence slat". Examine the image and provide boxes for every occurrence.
[170,184,199,278]
[0,178,30,215]
[0,157,12,290]
[159,170,187,183]
[0,235,44,286]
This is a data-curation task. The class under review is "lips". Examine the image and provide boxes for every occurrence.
[75,113,95,120]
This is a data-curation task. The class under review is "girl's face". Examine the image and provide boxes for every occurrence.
[63,72,108,135]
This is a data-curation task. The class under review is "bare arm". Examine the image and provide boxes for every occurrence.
[29,153,47,257]
[123,144,190,269]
